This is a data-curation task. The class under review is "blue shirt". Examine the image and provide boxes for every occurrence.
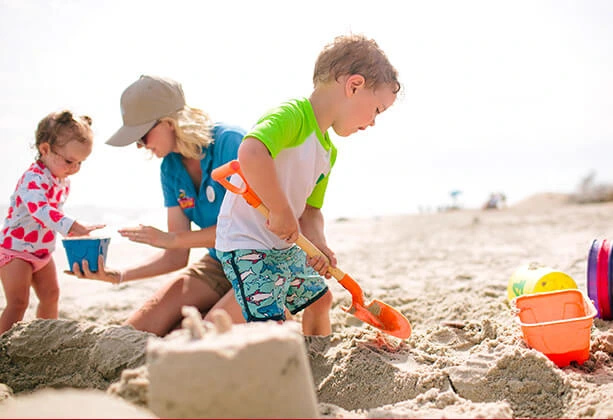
[161,123,245,259]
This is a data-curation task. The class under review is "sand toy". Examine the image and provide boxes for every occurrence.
[507,263,577,302]
[511,289,597,367]
[62,237,110,272]
[586,238,613,320]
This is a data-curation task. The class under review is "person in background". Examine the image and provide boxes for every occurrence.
[0,110,103,334]
[482,192,507,210]
[215,34,400,335]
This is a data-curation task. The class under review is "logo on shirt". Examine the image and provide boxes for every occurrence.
[206,185,215,203]
[177,189,195,209]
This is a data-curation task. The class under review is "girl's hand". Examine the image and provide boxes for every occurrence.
[68,221,106,237]
[65,255,122,284]
[118,225,175,249]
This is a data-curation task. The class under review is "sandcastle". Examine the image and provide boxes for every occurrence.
[146,307,319,418]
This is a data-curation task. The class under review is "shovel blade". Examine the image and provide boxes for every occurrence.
[344,299,412,339]
[339,273,412,339]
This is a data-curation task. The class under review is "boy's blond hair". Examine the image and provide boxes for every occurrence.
[313,34,400,93]
[160,105,214,160]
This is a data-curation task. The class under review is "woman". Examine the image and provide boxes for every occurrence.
[70,75,246,335]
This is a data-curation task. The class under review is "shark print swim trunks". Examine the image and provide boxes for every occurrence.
[219,245,329,322]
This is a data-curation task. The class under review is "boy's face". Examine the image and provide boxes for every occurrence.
[333,78,397,137]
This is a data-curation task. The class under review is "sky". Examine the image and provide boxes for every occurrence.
[1,0,612,221]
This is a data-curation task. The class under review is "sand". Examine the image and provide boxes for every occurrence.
[0,194,612,418]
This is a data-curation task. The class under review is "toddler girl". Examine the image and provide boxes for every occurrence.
[0,110,103,334]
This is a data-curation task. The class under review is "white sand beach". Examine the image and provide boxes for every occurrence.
[0,194,612,418]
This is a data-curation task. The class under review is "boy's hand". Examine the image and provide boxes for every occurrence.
[68,221,106,237]
[266,206,299,243]
[307,244,337,279]
[297,204,335,278]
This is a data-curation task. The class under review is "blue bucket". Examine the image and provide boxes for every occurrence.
[62,237,110,272]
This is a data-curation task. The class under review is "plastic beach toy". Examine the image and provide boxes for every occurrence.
[609,243,613,319]
[586,238,613,320]
[512,289,597,367]
[62,237,111,272]
[587,239,600,317]
[507,263,577,302]
[597,239,612,320]
[211,160,412,339]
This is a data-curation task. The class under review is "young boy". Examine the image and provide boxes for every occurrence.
[215,34,400,335]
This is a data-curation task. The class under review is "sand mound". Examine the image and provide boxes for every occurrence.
[0,319,152,393]
[511,192,572,210]
[1,388,154,418]
[1,203,612,418]
[0,303,611,418]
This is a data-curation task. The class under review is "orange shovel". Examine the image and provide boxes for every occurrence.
[212,160,412,339]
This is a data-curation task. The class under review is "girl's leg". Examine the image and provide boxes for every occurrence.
[0,259,33,334]
[31,258,59,319]
[301,289,333,336]
[125,274,226,336]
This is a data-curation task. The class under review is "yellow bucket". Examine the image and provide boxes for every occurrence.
[507,263,577,302]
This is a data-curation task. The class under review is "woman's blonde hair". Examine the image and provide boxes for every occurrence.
[161,105,214,159]
[313,33,400,94]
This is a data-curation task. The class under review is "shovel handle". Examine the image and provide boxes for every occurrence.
[212,160,346,280]
[212,160,263,208]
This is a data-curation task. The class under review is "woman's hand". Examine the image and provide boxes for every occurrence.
[65,255,122,284]
[118,225,175,249]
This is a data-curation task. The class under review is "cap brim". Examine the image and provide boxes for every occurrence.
[105,120,157,147]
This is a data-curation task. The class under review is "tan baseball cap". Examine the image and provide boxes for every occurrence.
[106,75,186,146]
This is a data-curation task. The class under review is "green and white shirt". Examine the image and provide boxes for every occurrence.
[216,97,337,251]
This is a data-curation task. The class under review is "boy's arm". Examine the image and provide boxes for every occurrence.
[238,137,299,243]
[299,204,337,278]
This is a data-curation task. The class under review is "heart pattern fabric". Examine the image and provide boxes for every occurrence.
[0,161,72,254]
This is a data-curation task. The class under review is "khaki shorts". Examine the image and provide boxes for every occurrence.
[180,254,232,297]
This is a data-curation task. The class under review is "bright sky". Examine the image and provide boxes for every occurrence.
[1,0,612,219]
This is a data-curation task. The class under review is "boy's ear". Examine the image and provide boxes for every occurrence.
[345,74,366,96]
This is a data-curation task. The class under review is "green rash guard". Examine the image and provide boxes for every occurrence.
[215,97,337,251]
